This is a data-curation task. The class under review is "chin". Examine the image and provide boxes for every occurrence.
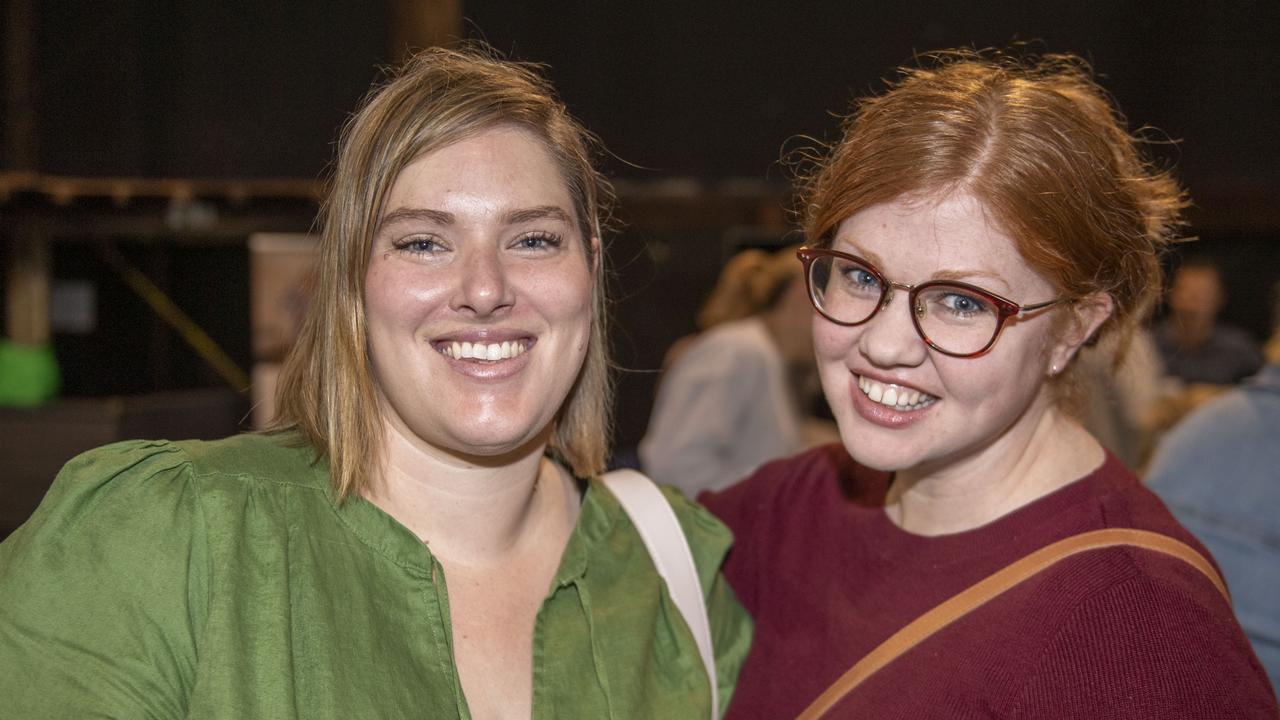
[836,421,926,473]
[443,420,553,462]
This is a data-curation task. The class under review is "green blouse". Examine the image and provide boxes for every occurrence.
[0,433,752,718]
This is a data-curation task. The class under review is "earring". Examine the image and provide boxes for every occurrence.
[1049,363,1060,376]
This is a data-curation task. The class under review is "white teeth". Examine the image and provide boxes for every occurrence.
[868,382,883,403]
[858,375,936,411]
[438,340,529,361]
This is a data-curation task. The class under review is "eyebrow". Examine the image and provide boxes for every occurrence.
[503,205,573,226]
[379,207,455,227]
[930,268,1007,288]
[834,239,884,268]
[378,205,574,229]
[836,238,1009,290]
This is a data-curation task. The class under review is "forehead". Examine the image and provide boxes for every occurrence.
[383,125,575,222]
[831,192,1042,289]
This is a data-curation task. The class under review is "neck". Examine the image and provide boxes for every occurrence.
[364,420,575,567]
[885,398,1104,536]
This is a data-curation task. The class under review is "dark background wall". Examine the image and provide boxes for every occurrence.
[469,1,1279,191]
[9,1,1276,189]
[3,0,1278,453]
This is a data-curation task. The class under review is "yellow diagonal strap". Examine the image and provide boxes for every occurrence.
[797,528,1229,720]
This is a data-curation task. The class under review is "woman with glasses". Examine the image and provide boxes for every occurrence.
[702,50,1277,718]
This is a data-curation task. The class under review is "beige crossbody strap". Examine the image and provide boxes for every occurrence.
[796,528,1230,720]
[602,469,719,720]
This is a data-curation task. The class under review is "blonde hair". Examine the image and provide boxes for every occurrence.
[274,45,615,499]
[697,245,804,330]
[800,50,1187,374]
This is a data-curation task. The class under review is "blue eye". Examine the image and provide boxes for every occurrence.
[839,264,881,293]
[938,291,991,317]
[513,232,563,251]
[393,236,444,255]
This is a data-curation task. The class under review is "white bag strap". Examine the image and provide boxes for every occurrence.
[601,469,719,720]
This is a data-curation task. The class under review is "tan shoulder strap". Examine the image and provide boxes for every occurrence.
[796,528,1229,720]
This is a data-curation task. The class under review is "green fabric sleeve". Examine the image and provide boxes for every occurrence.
[0,440,208,718]
[662,486,755,717]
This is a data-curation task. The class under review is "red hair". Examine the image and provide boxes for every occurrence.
[800,50,1187,351]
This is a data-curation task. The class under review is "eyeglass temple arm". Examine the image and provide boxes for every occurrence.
[1016,297,1071,315]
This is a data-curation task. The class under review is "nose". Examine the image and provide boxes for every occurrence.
[450,244,514,317]
[857,289,928,368]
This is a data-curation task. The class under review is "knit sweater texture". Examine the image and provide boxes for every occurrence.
[702,445,1278,719]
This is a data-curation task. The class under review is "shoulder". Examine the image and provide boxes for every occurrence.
[593,475,737,581]
[8,432,325,551]
[1213,323,1263,350]
[166,431,326,487]
[1147,386,1254,471]
[660,486,737,579]
[1013,461,1237,644]
[699,443,868,529]
[1011,556,1276,716]
[58,431,321,480]
[1005,464,1275,712]
[17,438,205,543]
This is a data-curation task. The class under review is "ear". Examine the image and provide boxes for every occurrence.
[1048,292,1114,375]
[589,235,601,273]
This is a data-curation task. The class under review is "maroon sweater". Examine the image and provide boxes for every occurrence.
[702,445,1278,719]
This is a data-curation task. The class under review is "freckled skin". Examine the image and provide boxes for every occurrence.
[814,192,1073,478]
[364,125,595,464]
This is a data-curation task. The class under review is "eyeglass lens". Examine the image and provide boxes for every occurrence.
[807,254,1003,356]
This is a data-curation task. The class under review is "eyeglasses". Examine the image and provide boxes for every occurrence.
[796,247,1071,358]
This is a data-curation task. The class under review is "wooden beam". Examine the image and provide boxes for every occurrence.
[4,0,37,171]
[388,0,462,64]
[6,229,50,346]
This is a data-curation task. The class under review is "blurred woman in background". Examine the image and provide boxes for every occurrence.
[641,244,833,496]
[0,46,750,719]
[703,50,1276,718]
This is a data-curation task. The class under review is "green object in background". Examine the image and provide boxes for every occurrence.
[0,339,61,406]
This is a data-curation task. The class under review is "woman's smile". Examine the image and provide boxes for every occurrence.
[855,374,938,411]
[435,339,533,362]
[848,371,939,428]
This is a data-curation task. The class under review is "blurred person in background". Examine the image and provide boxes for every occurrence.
[1143,258,1267,455]
[1156,257,1264,386]
[641,244,835,496]
[1073,325,1165,469]
[703,50,1276,718]
[0,46,750,719]
[1147,279,1280,689]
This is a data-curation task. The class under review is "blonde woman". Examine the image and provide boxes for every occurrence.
[0,47,751,719]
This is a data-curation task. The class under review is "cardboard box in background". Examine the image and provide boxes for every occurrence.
[249,233,317,430]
